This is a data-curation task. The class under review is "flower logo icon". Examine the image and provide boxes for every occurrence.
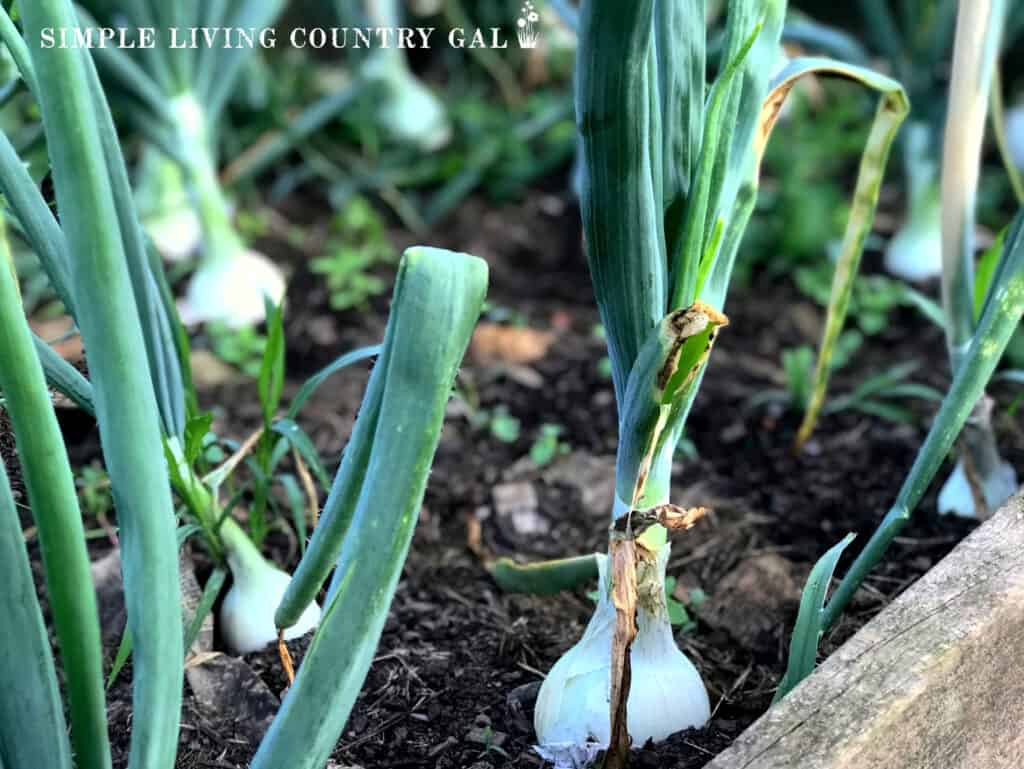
[517,2,541,48]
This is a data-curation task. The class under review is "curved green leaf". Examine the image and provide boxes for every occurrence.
[271,419,330,490]
[254,247,487,769]
[774,533,855,702]
[286,344,382,420]
[576,0,664,406]
[822,208,1024,631]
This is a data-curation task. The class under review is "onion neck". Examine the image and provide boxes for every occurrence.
[219,516,268,580]
[170,92,245,264]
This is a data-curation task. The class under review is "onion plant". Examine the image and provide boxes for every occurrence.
[500,1,908,765]
[0,2,488,767]
[795,0,1018,519]
[77,0,290,327]
[779,0,1024,700]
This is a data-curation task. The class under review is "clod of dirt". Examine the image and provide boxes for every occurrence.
[186,654,280,743]
[471,322,556,366]
[696,554,803,650]
[189,349,245,388]
[542,451,617,519]
[179,551,280,743]
[493,482,549,535]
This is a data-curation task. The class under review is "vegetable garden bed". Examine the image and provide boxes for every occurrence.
[17,194,1015,768]
[3,1,1024,768]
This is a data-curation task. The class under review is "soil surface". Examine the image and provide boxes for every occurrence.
[10,186,1023,769]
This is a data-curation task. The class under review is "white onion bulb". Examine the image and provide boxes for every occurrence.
[218,524,320,655]
[179,248,286,328]
[534,546,709,769]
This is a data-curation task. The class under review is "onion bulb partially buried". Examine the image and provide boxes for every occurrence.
[534,546,709,769]
[218,519,320,656]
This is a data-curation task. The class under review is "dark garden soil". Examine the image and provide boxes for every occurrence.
[9,187,1024,769]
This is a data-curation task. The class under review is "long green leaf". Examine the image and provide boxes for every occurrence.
[821,208,1024,632]
[21,3,184,767]
[193,0,231,99]
[271,419,331,490]
[254,247,487,769]
[0,458,73,769]
[83,50,187,437]
[105,627,132,690]
[273,348,390,628]
[75,8,172,124]
[183,567,226,653]
[490,554,599,595]
[258,300,286,426]
[576,0,665,406]
[782,18,871,65]
[205,0,288,121]
[224,82,364,187]
[0,220,108,769]
[0,6,38,96]
[657,0,705,267]
[774,533,855,702]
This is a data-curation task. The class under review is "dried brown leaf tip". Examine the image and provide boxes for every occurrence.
[655,504,708,530]
[606,537,639,769]
[611,504,709,539]
[277,629,295,686]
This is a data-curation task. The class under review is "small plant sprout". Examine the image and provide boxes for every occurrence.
[78,1,288,326]
[497,1,909,765]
